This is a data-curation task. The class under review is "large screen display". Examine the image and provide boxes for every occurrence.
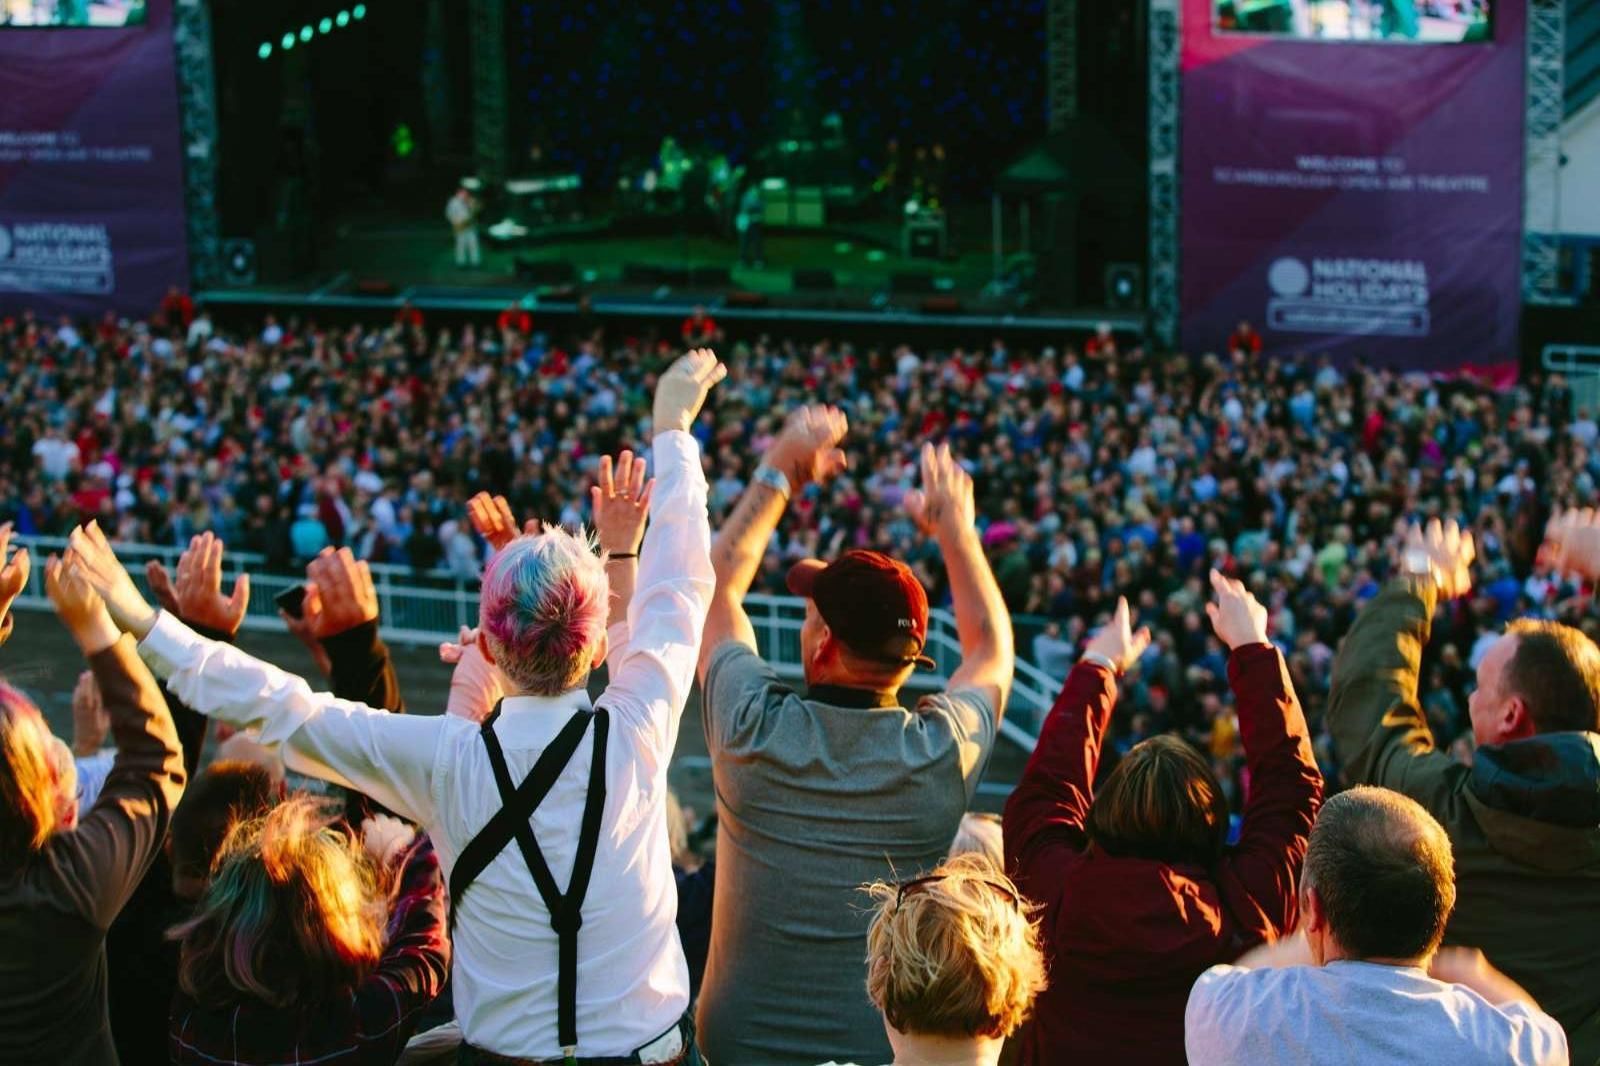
[1181,0,1525,370]
[1,1,146,28]
[1214,0,1491,44]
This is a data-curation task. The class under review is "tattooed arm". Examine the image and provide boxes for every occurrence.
[696,406,848,684]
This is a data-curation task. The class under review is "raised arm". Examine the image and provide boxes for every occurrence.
[45,553,186,930]
[1205,572,1323,937]
[0,522,30,649]
[1327,521,1470,809]
[905,442,1014,715]
[352,827,451,1060]
[590,449,654,667]
[696,403,848,683]
[305,548,406,713]
[64,522,442,826]
[600,350,725,754]
[1004,597,1146,886]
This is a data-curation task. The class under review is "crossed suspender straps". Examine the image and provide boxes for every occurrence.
[448,701,612,1059]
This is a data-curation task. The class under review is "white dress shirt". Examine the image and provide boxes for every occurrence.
[137,430,714,1060]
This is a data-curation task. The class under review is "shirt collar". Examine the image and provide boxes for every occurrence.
[490,689,595,740]
[804,684,902,709]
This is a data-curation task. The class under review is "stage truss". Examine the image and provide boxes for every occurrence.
[1523,0,1565,304]
[174,0,221,287]
[1146,0,1181,347]
[469,0,509,189]
[1047,0,1079,129]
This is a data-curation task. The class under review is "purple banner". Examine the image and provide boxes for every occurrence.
[1180,0,1526,370]
[0,0,188,318]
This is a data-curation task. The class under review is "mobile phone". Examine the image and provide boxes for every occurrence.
[274,583,308,620]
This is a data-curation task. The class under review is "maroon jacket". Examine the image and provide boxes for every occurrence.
[1003,644,1322,1065]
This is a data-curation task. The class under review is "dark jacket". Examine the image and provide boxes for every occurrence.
[1328,578,1600,1064]
[1004,644,1323,1065]
[0,635,187,1066]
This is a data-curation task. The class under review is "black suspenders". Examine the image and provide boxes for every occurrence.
[448,701,613,1060]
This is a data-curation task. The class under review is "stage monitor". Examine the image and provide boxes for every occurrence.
[0,1,147,28]
[1214,0,1491,44]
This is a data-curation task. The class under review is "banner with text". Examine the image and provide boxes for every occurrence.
[0,0,187,317]
[1181,0,1525,370]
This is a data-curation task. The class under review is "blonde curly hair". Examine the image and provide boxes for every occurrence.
[863,852,1046,1040]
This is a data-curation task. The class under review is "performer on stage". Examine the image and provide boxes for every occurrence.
[736,181,765,270]
[446,186,481,269]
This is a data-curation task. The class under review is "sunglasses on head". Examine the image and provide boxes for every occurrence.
[894,872,1022,910]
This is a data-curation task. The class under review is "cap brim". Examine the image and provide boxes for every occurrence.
[785,559,826,598]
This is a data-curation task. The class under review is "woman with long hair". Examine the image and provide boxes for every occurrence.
[168,796,448,1065]
[0,545,187,1064]
[1003,573,1324,1064]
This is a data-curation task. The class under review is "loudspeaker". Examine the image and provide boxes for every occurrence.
[793,268,836,291]
[221,239,257,286]
[1105,263,1143,310]
[891,273,936,295]
[514,258,576,286]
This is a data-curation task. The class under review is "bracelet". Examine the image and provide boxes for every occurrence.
[752,462,792,501]
[605,552,639,561]
[1080,650,1121,676]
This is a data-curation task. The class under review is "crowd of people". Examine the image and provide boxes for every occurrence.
[0,318,1596,1065]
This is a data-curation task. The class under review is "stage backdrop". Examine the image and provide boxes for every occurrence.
[0,0,188,317]
[1180,0,1526,369]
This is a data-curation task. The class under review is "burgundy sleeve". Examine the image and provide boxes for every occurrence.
[1003,662,1117,893]
[353,834,450,1056]
[1216,643,1324,942]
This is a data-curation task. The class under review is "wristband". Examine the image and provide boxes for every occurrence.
[752,462,792,501]
[1080,650,1121,676]
[605,552,638,561]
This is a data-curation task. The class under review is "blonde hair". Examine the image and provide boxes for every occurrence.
[0,682,62,867]
[171,796,387,1009]
[863,853,1046,1040]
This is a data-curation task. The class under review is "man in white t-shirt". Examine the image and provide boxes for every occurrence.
[1185,786,1567,1065]
[446,186,480,268]
[32,428,80,481]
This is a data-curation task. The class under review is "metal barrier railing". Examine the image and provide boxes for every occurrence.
[4,534,1057,747]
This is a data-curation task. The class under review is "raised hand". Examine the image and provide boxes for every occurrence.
[652,347,727,435]
[1205,569,1270,650]
[304,547,380,640]
[64,522,156,638]
[765,404,849,491]
[1542,507,1600,582]
[1404,518,1474,600]
[904,441,975,541]
[468,492,540,552]
[278,594,334,679]
[147,532,251,638]
[440,626,506,723]
[70,669,109,757]
[1084,596,1151,676]
[591,450,654,555]
[0,523,30,622]
[45,551,120,652]
[361,813,417,869]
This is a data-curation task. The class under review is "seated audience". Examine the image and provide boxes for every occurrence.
[169,798,448,1065]
[1185,786,1568,1065]
[837,853,1046,1066]
[1328,517,1600,1059]
[69,350,725,1064]
[0,544,186,1063]
[1004,572,1323,1064]
[696,436,1013,1065]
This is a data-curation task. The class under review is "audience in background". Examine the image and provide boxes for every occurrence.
[1185,787,1568,1065]
[1328,516,1600,1060]
[1004,574,1323,1064]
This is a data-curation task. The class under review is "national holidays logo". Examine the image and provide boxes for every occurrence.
[1264,255,1430,338]
[0,219,115,296]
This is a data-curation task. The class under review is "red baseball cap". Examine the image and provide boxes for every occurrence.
[787,549,934,669]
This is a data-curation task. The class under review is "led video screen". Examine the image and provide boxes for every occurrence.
[0,1,146,27]
[1214,0,1491,43]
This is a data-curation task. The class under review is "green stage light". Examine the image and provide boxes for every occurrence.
[336,10,350,26]
[281,32,295,49]
[319,17,332,33]
[258,42,273,59]
[353,4,366,19]
[299,25,313,41]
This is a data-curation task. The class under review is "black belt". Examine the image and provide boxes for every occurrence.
[449,701,611,1063]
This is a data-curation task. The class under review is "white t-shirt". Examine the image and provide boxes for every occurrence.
[32,437,80,480]
[1186,962,1569,1066]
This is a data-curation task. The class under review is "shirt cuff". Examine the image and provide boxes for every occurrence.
[137,610,200,680]
[651,427,701,468]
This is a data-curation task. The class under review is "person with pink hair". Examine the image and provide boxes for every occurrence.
[69,349,727,1066]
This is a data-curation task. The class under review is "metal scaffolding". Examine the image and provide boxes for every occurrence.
[1147,0,1181,346]
[173,0,221,288]
[1523,0,1566,304]
[468,0,509,189]
[1047,0,1078,130]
